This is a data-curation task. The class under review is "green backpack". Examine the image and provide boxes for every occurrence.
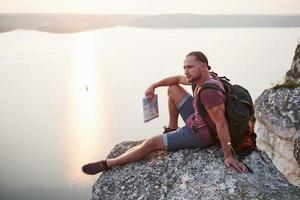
[195,74,257,157]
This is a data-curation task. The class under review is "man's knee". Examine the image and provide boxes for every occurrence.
[167,85,189,106]
[143,136,165,151]
[168,85,180,96]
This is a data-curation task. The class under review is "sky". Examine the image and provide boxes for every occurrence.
[1,0,300,15]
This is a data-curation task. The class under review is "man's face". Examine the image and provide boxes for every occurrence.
[183,55,205,83]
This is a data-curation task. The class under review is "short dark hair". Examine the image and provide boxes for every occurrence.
[187,51,211,70]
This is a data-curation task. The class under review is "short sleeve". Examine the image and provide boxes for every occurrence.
[199,89,224,109]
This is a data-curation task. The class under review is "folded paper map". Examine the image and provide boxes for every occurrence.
[143,95,159,122]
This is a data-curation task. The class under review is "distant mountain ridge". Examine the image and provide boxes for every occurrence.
[0,13,300,33]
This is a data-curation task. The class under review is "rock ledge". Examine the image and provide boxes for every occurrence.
[91,141,300,200]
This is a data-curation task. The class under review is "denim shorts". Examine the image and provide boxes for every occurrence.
[162,94,210,151]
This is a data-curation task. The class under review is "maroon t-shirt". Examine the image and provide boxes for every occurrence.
[186,75,226,144]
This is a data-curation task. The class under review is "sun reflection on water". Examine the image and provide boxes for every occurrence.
[65,32,103,185]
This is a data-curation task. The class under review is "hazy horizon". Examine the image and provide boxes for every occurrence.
[1,13,300,34]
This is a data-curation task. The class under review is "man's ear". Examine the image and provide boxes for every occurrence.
[204,63,209,70]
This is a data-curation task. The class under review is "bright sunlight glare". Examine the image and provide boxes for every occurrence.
[65,32,102,185]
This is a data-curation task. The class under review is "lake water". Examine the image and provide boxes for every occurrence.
[0,27,299,199]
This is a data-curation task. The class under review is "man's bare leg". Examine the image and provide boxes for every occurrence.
[167,96,179,130]
[107,135,165,167]
[82,135,165,175]
[167,85,189,130]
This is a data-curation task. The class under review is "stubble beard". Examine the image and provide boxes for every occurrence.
[189,74,202,83]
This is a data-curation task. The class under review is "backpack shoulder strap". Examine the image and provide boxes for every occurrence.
[200,82,226,95]
[197,80,226,114]
[195,82,225,135]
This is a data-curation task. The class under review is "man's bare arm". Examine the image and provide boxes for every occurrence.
[145,75,190,99]
[206,104,248,173]
[152,75,190,87]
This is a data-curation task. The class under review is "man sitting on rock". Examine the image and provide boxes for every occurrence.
[82,51,249,174]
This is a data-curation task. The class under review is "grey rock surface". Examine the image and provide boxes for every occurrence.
[254,87,300,186]
[286,43,300,84]
[91,141,300,200]
[295,137,300,166]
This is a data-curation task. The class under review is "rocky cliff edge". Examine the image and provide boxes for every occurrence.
[91,141,300,200]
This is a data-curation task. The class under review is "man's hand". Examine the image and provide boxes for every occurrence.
[145,85,156,100]
[225,157,248,173]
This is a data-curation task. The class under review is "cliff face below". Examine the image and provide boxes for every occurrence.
[254,87,300,186]
[254,43,300,187]
[91,141,300,200]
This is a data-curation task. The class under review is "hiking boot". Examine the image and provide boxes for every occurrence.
[163,126,176,134]
[82,160,109,175]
